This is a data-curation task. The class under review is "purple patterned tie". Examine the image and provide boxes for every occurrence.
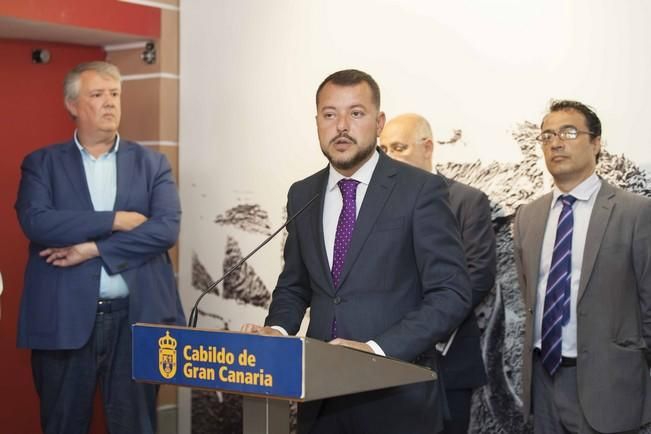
[331,178,360,338]
[541,194,576,375]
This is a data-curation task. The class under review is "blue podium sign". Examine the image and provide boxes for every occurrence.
[132,324,304,399]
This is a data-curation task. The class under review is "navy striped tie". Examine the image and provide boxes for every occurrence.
[541,194,577,375]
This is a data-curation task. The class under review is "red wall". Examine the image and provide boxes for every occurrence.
[0,39,107,434]
[0,0,160,38]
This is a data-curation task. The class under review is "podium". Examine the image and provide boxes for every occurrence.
[132,323,437,434]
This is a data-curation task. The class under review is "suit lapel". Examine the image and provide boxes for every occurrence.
[114,140,135,210]
[59,140,94,209]
[309,168,334,293]
[335,153,397,291]
[578,180,615,301]
[526,194,553,306]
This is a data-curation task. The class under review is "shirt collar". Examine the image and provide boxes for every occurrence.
[551,172,601,208]
[74,129,120,158]
[326,149,379,192]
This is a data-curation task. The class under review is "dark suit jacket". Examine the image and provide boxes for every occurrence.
[15,138,185,350]
[266,151,471,433]
[514,180,651,432]
[439,178,495,390]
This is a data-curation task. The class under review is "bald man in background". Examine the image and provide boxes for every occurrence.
[380,113,496,433]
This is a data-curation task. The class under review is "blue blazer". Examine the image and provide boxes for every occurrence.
[15,138,185,350]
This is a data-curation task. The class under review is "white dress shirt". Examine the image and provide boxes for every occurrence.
[322,150,378,268]
[534,173,601,357]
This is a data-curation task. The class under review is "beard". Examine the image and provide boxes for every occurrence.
[321,132,377,172]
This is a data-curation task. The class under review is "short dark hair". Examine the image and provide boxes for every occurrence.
[545,99,602,162]
[316,69,381,109]
[546,99,601,137]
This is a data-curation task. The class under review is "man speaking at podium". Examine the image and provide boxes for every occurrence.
[242,69,471,434]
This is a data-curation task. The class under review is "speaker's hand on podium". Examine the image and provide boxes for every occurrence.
[329,338,373,354]
[240,324,283,336]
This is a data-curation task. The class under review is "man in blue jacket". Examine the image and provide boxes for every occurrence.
[15,61,185,434]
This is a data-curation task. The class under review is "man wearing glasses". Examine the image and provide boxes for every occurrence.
[514,100,651,433]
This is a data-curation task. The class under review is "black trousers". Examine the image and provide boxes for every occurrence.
[441,388,472,434]
[300,381,444,434]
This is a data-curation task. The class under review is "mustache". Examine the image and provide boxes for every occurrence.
[330,133,357,145]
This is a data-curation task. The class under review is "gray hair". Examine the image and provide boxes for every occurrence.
[63,61,121,102]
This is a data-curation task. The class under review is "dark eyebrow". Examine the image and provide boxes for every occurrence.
[541,124,578,132]
[319,104,368,112]
[350,104,367,110]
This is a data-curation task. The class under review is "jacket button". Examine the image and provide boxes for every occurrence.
[334,297,341,305]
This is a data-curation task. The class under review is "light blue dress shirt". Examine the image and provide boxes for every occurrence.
[74,131,129,299]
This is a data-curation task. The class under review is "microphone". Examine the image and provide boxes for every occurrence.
[188,192,320,328]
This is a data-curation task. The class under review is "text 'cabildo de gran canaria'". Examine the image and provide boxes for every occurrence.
[182,345,273,386]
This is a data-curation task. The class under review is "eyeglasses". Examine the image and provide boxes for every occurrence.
[535,126,595,144]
